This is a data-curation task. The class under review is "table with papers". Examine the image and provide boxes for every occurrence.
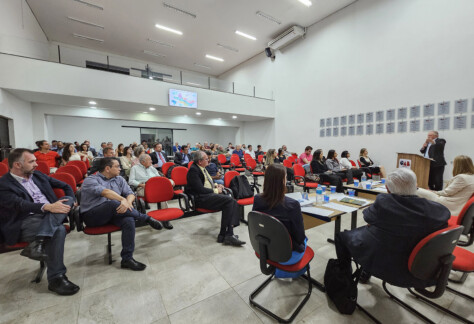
[343,181,388,200]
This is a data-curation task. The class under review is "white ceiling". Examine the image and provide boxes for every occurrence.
[27,0,356,76]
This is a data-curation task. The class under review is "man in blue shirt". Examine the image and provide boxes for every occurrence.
[174,145,192,167]
[232,144,244,159]
[205,151,224,185]
[173,142,181,153]
[80,157,163,271]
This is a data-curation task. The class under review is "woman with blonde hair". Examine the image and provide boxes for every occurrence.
[417,155,474,215]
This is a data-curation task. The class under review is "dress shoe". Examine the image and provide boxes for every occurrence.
[48,275,80,296]
[121,258,146,271]
[359,269,371,284]
[146,217,163,230]
[217,234,239,243]
[162,221,173,230]
[20,239,48,261]
[223,235,246,246]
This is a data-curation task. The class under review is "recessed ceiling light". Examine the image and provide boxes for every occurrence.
[143,112,149,114]
[90,106,97,109]
[155,24,183,35]
[89,101,96,105]
[73,0,103,10]
[256,11,282,25]
[196,112,202,115]
[217,43,239,53]
[218,118,222,120]
[206,54,224,62]
[73,33,104,43]
[143,50,166,58]
[163,2,197,19]
[232,115,237,119]
[147,38,174,48]
[149,107,156,111]
[194,63,211,69]
[186,82,201,86]
[67,16,104,29]
[235,30,257,41]
[149,76,153,79]
[298,0,312,7]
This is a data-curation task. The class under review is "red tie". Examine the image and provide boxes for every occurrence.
[158,152,166,164]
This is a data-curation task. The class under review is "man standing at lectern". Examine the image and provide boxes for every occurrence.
[420,130,446,190]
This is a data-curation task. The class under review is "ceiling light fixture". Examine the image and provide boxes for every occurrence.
[143,50,166,58]
[73,33,104,42]
[232,115,237,119]
[206,54,224,62]
[143,112,149,114]
[298,0,312,7]
[73,0,104,10]
[217,43,239,53]
[193,63,211,69]
[235,30,257,41]
[90,106,97,109]
[89,101,96,105]
[67,16,104,29]
[149,107,156,111]
[147,38,174,48]
[163,2,197,19]
[155,24,183,35]
[255,11,282,25]
[196,112,202,115]
[186,82,201,86]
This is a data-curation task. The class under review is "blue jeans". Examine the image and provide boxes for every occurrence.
[20,196,74,281]
[81,200,149,261]
[275,238,308,279]
[214,179,224,185]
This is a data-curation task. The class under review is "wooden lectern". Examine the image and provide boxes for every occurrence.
[396,153,431,189]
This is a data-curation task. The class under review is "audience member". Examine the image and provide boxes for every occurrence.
[252,164,307,278]
[120,146,133,177]
[340,150,369,176]
[56,141,65,156]
[50,140,58,151]
[34,140,60,172]
[326,150,355,184]
[61,143,88,166]
[80,157,163,271]
[107,142,114,149]
[420,130,447,190]
[141,141,152,154]
[0,148,78,295]
[245,144,255,159]
[233,145,244,159]
[173,142,181,153]
[97,142,107,157]
[149,143,168,171]
[83,140,97,157]
[255,145,264,157]
[264,149,278,167]
[116,144,125,157]
[310,149,344,192]
[205,151,224,185]
[132,146,145,167]
[79,143,94,164]
[89,147,125,176]
[335,168,449,287]
[417,155,474,215]
[277,148,286,163]
[297,146,312,169]
[185,151,244,246]
[174,145,192,167]
[359,148,387,178]
[281,145,291,157]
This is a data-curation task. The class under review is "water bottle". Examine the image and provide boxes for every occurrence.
[316,187,323,206]
[361,172,367,185]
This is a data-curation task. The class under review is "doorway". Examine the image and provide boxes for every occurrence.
[140,128,173,156]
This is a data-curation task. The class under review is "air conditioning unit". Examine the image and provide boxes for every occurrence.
[268,25,305,50]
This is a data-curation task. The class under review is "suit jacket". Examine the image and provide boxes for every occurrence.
[149,151,168,166]
[185,163,214,196]
[339,193,449,288]
[0,171,74,245]
[420,138,447,167]
[174,152,192,166]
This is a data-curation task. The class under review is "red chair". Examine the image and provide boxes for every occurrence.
[187,161,194,169]
[257,155,264,163]
[145,177,185,224]
[0,163,8,177]
[56,165,84,185]
[171,166,188,195]
[35,161,50,175]
[448,195,474,246]
[1,158,7,166]
[282,159,292,168]
[162,161,175,177]
[224,171,255,224]
[293,164,318,192]
[245,158,264,187]
[244,153,252,160]
[218,154,232,173]
[67,160,87,177]
[50,172,77,194]
[230,154,245,173]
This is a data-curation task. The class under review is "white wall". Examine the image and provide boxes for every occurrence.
[241,119,276,150]
[0,89,34,148]
[220,0,474,179]
[0,0,49,60]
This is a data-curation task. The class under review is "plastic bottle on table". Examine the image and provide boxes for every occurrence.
[361,172,367,185]
[316,187,323,206]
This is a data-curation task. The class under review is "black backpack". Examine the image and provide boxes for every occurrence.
[229,175,254,199]
[324,259,361,315]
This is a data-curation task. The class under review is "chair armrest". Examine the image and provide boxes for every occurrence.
[414,254,455,298]
[175,192,190,212]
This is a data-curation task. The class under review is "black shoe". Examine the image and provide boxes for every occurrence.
[48,275,80,296]
[217,234,239,243]
[146,217,163,230]
[145,202,151,210]
[20,239,48,261]
[121,258,146,271]
[359,270,371,284]
[223,235,246,246]
[162,221,173,230]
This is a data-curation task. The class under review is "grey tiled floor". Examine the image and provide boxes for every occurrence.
[1,187,473,324]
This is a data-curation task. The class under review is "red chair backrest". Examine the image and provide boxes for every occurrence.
[257,155,264,163]
[1,158,7,166]
[246,158,257,170]
[36,161,50,175]
[350,160,356,167]
[171,166,188,186]
[456,196,474,232]
[283,160,292,168]
[0,163,8,177]
[144,177,174,203]
[162,161,175,177]
[53,188,66,199]
[224,171,239,188]
[244,154,251,160]
[287,156,295,163]
[188,161,194,169]
[292,164,305,177]
[230,154,242,166]
[67,160,87,176]
[292,153,298,158]
[50,172,77,193]
[408,226,462,280]
[218,154,227,164]
[357,160,362,168]
[56,165,83,184]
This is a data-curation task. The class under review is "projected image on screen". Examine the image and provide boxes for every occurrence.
[169,89,197,108]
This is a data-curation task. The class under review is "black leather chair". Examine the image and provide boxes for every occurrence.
[247,211,325,323]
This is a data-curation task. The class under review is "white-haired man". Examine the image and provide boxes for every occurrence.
[335,168,450,288]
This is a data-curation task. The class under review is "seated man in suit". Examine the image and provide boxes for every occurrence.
[0,148,79,295]
[89,147,125,177]
[81,157,164,271]
[186,151,245,246]
[335,168,450,288]
[174,144,192,167]
[150,143,168,171]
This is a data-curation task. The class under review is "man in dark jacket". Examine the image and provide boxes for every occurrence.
[0,148,79,295]
[186,151,244,246]
[335,168,449,288]
[174,145,192,167]
[420,130,447,190]
[149,143,168,171]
